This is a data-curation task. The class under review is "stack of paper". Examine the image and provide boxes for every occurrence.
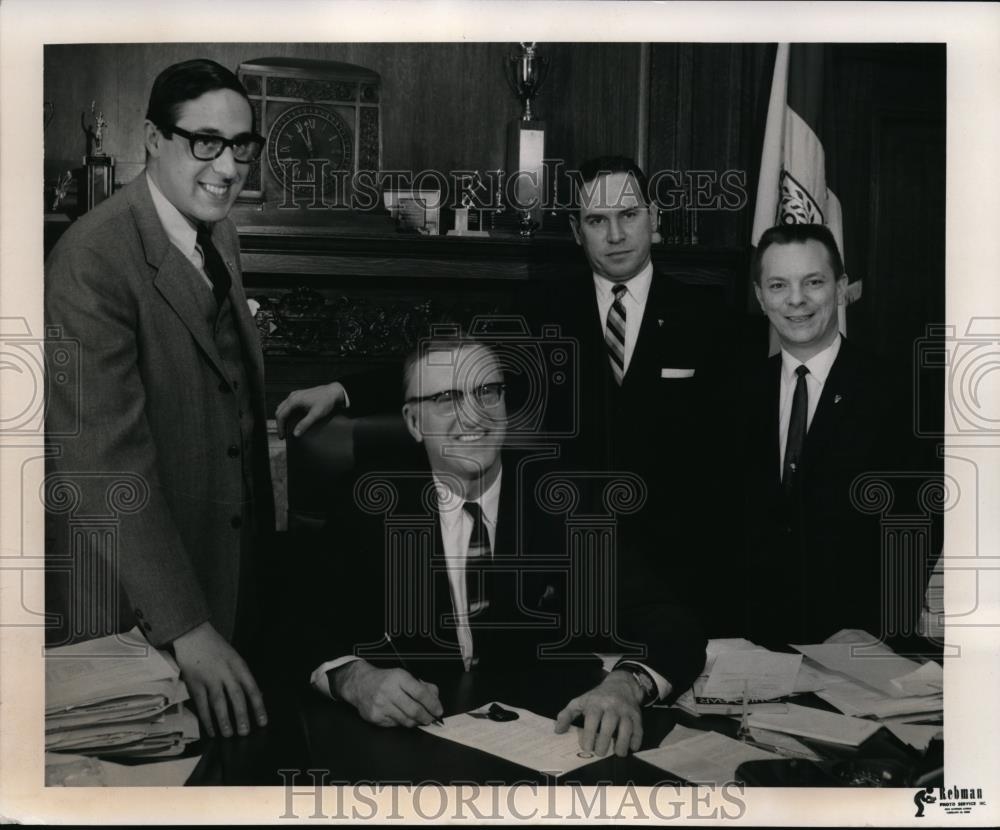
[669,632,942,761]
[727,632,943,749]
[671,639,803,716]
[792,636,943,722]
[46,628,197,758]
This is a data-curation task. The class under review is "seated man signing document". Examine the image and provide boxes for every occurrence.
[298,337,706,757]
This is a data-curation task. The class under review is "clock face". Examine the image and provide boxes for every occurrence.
[266,103,354,200]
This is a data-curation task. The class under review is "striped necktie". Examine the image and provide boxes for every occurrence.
[605,283,627,385]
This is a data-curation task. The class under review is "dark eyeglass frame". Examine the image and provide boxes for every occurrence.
[162,124,265,163]
[405,381,507,409]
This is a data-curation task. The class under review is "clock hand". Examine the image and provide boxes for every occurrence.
[295,120,314,154]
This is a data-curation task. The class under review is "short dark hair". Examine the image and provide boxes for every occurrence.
[574,155,651,210]
[751,223,845,285]
[145,58,252,133]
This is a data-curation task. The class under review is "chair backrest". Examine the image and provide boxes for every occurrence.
[286,410,424,529]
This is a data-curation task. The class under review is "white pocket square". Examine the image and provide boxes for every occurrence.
[661,368,695,378]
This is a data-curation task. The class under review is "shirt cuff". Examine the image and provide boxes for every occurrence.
[615,659,673,704]
[309,655,361,699]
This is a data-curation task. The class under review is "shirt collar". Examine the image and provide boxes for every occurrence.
[146,172,199,260]
[592,260,654,305]
[433,466,503,531]
[781,333,842,386]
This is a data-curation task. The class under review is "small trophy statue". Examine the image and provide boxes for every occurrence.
[80,100,114,213]
[447,173,490,237]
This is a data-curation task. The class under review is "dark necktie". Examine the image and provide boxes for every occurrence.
[783,364,810,494]
[196,224,232,308]
[605,284,627,385]
[463,501,492,616]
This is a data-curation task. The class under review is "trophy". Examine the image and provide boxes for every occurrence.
[80,100,114,212]
[504,43,549,235]
[505,42,549,122]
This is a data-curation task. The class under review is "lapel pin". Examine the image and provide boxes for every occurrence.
[834,394,843,404]
[657,318,664,327]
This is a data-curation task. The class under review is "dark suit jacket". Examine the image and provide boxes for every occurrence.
[295,452,706,700]
[336,270,748,635]
[732,338,914,646]
[45,174,274,648]
[522,271,744,569]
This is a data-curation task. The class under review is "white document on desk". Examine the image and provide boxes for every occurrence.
[816,675,942,719]
[748,701,881,747]
[45,752,201,786]
[702,650,802,701]
[791,641,926,699]
[419,703,603,777]
[636,730,780,784]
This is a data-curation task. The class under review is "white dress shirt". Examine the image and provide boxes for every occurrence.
[592,261,654,376]
[146,173,214,292]
[309,471,502,696]
[777,334,842,475]
[309,465,671,702]
[434,471,501,670]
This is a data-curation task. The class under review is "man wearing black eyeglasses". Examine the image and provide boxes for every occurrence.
[298,339,706,758]
[46,59,272,741]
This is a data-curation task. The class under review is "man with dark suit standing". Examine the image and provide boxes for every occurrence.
[276,157,724,552]
[553,156,726,539]
[45,59,272,738]
[737,223,910,646]
[302,338,706,757]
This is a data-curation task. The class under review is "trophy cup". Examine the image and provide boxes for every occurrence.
[505,43,549,236]
[505,42,549,122]
[80,101,114,213]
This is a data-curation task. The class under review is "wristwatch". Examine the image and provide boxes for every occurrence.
[615,662,658,707]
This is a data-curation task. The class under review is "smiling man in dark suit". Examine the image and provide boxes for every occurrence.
[45,59,272,739]
[275,154,728,600]
[737,222,908,646]
[302,337,706,757]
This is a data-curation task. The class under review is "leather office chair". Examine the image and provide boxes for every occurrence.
[285,410,424,530]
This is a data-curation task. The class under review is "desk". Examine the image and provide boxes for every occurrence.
[185,657,940,787]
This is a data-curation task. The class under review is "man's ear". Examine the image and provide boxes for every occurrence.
[836,273,849,305]
[753,281,765,313]
[569,213,582,246]
[402,403,423,444]
[647,202,661,244]
[143,120,162,159]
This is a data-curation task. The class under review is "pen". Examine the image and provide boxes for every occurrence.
[384,632,445,726]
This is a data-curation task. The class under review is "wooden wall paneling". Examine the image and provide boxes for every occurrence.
[826,45,946,355]
[544,42,640,171]
[687,44,742,248]
[647,43,680,174]
[44,42,524,188]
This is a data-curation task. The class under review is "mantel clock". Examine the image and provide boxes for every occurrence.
[236,57,382,220]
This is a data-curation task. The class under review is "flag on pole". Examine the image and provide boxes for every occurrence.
[752,44,862,336]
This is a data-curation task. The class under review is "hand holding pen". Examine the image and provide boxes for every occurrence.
[329,634,444,728]
[383,632,445,727]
